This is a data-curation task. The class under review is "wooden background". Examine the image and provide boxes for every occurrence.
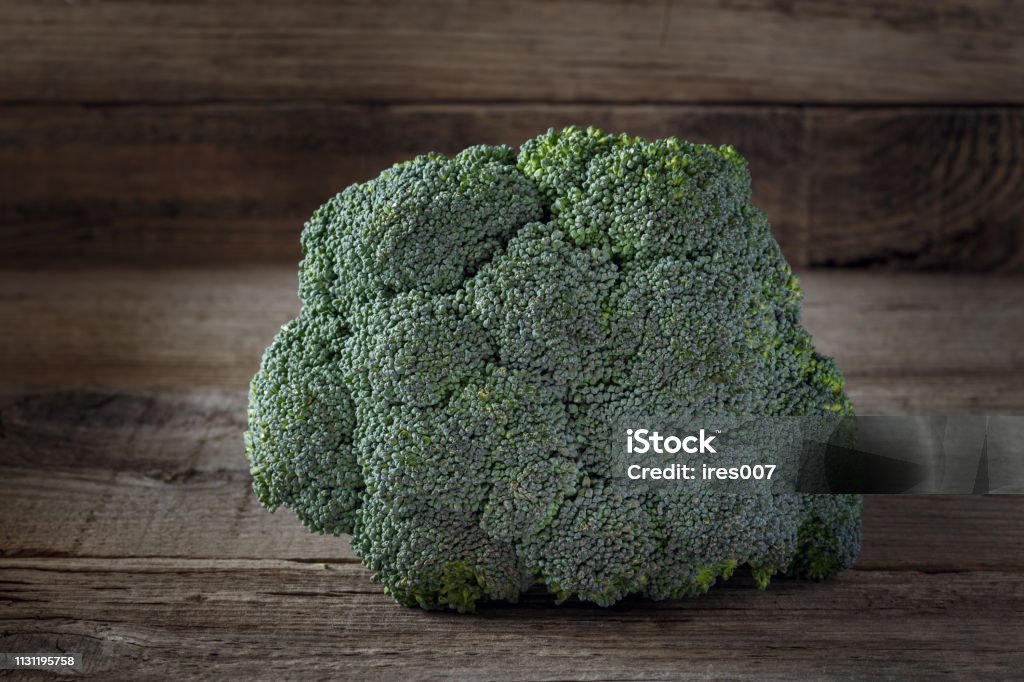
[1,0,1023,270]
[1,1,1023,679]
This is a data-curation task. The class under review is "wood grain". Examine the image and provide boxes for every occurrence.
[799,272,1024,381]
[2,0,1022,105]
[2,388,1021,570]
[1,268,1022,679]
[1,268,1021,397]
[0,389,348,562]
[809,109,1024,269]
[0,104,808,267]
[3,105,1022,270]
[0,268,299,390]
[1,559,1023,679]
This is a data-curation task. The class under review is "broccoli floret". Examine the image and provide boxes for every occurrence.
[245,126,861,612]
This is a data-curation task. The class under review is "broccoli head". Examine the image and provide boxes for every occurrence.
[245,126,861,612]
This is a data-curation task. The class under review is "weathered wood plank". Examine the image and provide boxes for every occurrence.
[858,496,1024,571]
[3,105,1022,270]
[1,268,1021,393]
[0,464,350,562]
[0,389,349,561]
[0,268,1020,677]
[799,272,1024,380]
[0,104,808,267]
[809,108,1024,270]
[843,372,1024,413]
[846,374,1024,416]
[2,1,1022,104]
[0,268,299,390]
[4,461,1022,572]
[2,559,1022,679]
[1,389,1023,570]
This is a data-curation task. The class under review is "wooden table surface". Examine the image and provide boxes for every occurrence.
[1,267,1023,679]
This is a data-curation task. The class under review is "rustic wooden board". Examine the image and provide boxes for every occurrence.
[2,388,1022,570]
[808,108,1024,270]
[2,559,1023,679]
[845,375,1024,416]
[3,105,1022,269]
[2,1,1022,104]
[1,268,1022,678]
[1,268,1021,394]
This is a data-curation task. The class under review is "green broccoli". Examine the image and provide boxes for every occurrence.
[245,126,861,612]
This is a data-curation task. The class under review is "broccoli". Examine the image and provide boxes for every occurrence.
[245,126,861,612]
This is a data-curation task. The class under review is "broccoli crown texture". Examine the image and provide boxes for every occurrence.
[246,127,861,612]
